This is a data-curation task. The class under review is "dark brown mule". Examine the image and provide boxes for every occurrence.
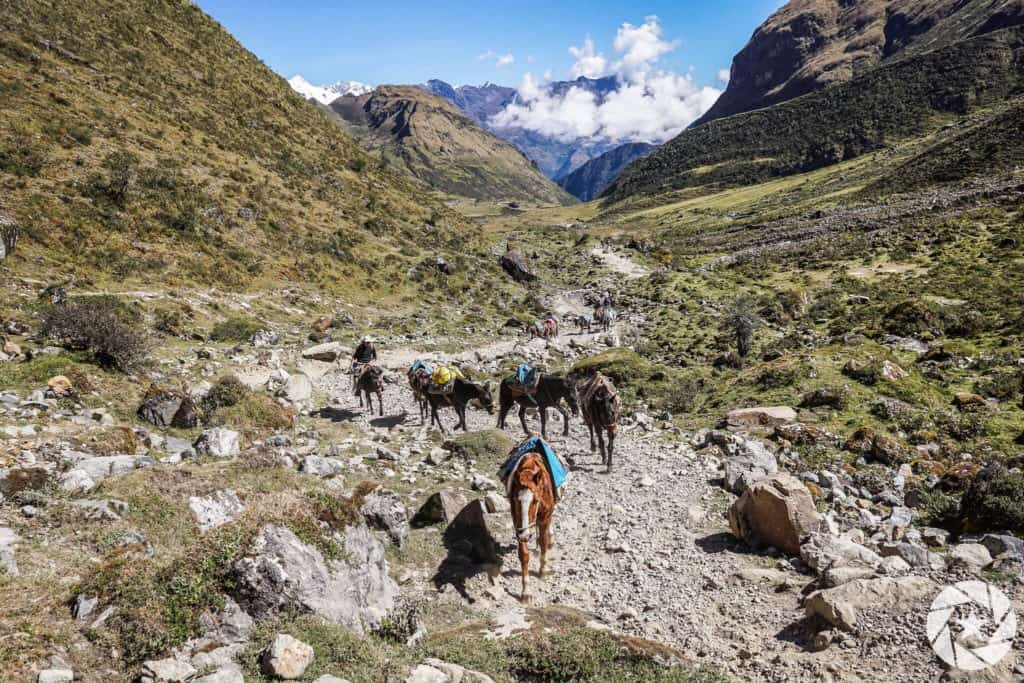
[408,368,431,424]
[426,378,495,433]
[578,372,621,471]
[497,374,578,438]
[355,364,385,416]
[508,450,556,602]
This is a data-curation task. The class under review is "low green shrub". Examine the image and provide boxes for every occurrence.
[209,315,264,342]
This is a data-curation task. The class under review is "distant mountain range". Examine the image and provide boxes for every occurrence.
[328,86,573,205]
[556,142,657,202]
[288,75,373,105]
[289,74,660,200]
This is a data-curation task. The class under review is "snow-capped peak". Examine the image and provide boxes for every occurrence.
[288,75,374,105]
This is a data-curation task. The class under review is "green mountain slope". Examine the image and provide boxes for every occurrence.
[329,86,574,205]
[604,26,1024,203]
[698,0,1024,125]
[0,0,475,293]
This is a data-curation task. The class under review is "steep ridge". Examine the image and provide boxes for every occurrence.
[557,142,656,201]
[604,26,1024,202]
[0,0,472,293]
[331,86,574,205]
[697,0,1024,125]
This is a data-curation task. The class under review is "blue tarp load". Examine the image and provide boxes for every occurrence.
[497,435,569,499]
[410,359,433,375]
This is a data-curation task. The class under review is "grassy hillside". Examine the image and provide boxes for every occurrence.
[605,26,1024,202]
[330,86,574,206]
[0,0,480,295]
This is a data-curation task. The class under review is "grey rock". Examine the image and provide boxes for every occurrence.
[232,524,398,632]
[414,489,467,525]
[979,533,1024,560]
[281,373,313,403]
[920,527,950,547]
[70,498,129,521]
[37,671,74,683]
[299,456,343,478]
[262,633,313,679]
[189,490,244,531]
[313,676,352,683]
[139,658,196,682]
[879,542,946,570]
[948,543,992,573]
[800,533,882,574]
[302,342,345,362]
[483,491,510,513]
[360,487,409,547]
[61,455,153,492]
[805,576,938,631]
[446,499,500,564]
[73,594,98,624]
[721,439,778,494]
[250,329,279,347]
[193,665,244,683]
[194,428,240,458]
[199,596,253,645]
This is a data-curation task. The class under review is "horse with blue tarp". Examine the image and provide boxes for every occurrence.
[407,359,435,424]
[498,434,569,500]
[500,433,565,602]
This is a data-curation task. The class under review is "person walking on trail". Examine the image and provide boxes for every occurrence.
[351,336,378,394]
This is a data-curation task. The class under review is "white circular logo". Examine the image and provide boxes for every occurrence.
[927,581,1017,671]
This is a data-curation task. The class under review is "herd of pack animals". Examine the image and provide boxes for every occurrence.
[350,299,622,600]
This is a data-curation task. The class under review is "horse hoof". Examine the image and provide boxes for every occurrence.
[519,593,532,604]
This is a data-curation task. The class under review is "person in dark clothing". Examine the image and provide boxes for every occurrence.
[351,336,378,394]
[353,337,377,364]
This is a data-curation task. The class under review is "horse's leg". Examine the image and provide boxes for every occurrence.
[607,426,616,471]
[497,397,511,430]
[587,421,596,452]
[538,511,553,578]
[518,538,531,603]
[540,407,548,440]
[377,390,384,416]
[557,404,570,437]
[518,403,529,436]
[456,403,467,431]
[596,428,607,469]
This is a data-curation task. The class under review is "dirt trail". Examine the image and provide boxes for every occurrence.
[590,245,650,280]
[312,247,947,682]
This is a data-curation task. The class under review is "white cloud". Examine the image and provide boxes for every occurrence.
[542,68,553,81]
[477,49,495,61]
[612,15,679,81]
[717,68,730,84]
[496,53,515,67]
[490,17,721,145]
[569,37,607,79]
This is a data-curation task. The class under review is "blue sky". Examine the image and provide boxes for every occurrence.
[195,1,785,87]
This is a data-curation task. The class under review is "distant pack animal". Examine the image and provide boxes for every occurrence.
[593,306,617,332]
[426,377,495,433]
[497,373,578,438]
[407,362,433,424]
[577,372,621,471]
[507,448,557,602]
[355,364,385,416]
[574,314,592,333]
[528,318,559,340]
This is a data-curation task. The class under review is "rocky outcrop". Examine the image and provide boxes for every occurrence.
[499,252,537,283]
[231,524,398,632]
[804,576,937,631]
[262,633,314,680]
[189,490,244,531]
[360,487,410,547]
[728,473,821,554]
[726,406,797,429]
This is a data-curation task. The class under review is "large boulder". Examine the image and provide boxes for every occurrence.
[499,252,537,283]
[445,499,501,564]
[298,456,343,478]
[302,342,346,362]
[60,455,153,493]
[728,473,821,554]
[262,633,314,680]
[231,524,398,632]
[280,373,313,404]
[138,658,197,683]
[414,489,468,526]
[194,428,241,458]
[805,576,938,631]
[721,437,778,494]
[137,386,198,429]
[948,543,993,573]
[800,532,882,574]
[360,487,410,547]
[726,406,797,429]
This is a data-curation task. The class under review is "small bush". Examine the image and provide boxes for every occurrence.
[961,465,1024,534]
[975,370,1021,401]
[210,315,264,342]
[203,375,249,412]
[153,304,189,337]
[39,299,148,371]
[209,393,293,438]
[446,429,515,468]
[884,299,937,337]
[913,488,961,529]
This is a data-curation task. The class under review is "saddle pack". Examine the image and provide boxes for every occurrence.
[429,365,464,394]
[497,435,569,501]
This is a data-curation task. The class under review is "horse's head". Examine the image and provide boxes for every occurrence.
[477,381,496,414]
[512,454,546,540]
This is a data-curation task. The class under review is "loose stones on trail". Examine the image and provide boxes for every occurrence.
[726,406,797,429]
[804,576,938,631]
[189,490,245,531]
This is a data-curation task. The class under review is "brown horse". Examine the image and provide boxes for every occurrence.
[355,364,385,416]
[407,367,431,424]
[508,450,556,602]
[577,372,621,471]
